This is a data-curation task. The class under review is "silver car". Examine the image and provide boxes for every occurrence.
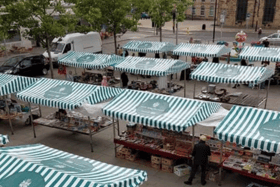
[260,32,280,45]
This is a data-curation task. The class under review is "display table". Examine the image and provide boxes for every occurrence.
[195,93,266,107]
[33,111,113,151]
[0,113,23,120]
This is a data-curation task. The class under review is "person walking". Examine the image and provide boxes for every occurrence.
[66,71,74,82]
[121,72,129,88]
[262,39,270,47]
[258,28,262,39]
[184,135,211,186]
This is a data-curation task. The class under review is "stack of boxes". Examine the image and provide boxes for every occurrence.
[161,158,174,173]
[151,155,161,170]
[117,147,138,161]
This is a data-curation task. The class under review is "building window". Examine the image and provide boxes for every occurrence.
[263,0,276,24]
[201,6,205,16]
[236,0,248,21]
[209,6,214,16]
[192,7,196,15]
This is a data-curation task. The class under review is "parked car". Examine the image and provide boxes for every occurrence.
[141,12,150,19]
[260,32,280,45]
[0,54,49,76]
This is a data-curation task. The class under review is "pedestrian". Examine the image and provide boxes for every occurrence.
[124,50,129,57]
[163,52,167,59]
[262,39,270,47]
[184,135,211,186]
[189,37,194,43]
[101,76,108,86]
[240,59,247,66]
[202,57,208,62]
[132,53,135,57]
[155,53,160,58]
[121,72,129,88]
[66,71,74,82]
[258,28,262,39]
[232,63,241,88]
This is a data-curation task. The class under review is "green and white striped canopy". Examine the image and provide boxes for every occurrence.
[103,90,221,132]
[58,52,123,69]
[0,74,38,96]
[114,56,190,76]
[122,40,175,53]
[0,134,9,145]
[215,105,280,153]
[239,46,280,62]
[0,144,147,187]
[173,43,231,57]
[191,62,274,85]
[16,78,123,110]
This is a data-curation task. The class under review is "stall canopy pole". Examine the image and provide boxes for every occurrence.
[264,78,271,109]
[5,96,14,135]
[193,80,196,99]
[88,116,94,152]
[218,141,224,186]
[257,83,260,108]
[184,69,187,97]
[113,117,117,157]
[28,102,36,138]
[213,127,215,138]
[192,125,195,148]
[39,105,42,117]
[120,71,122,88]
[117,119,120,137]
[227,52,231,64]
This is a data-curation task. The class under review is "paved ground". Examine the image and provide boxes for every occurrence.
[0,27,280,187]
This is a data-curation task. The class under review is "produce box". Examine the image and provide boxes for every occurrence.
[174,164,191,177]
[151,155,162,164]
[162,158,174,166]
[151,163,161,170]
[162,164,173,173]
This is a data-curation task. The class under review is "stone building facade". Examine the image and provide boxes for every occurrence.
[217,0,280,29]
[185,0,217,20]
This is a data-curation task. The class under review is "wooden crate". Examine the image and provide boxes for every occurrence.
[162,158,174,166]
[151,163,161,170]
[151,155,162,164]
[162,164,173,173]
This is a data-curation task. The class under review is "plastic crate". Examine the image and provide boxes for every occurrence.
[174,164,191,177]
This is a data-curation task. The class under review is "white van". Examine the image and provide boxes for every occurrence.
[43,32,102,64]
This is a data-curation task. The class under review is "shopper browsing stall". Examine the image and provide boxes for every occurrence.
[185,135,211,186]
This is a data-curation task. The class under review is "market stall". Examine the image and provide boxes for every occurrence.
[215,105,280,185]
[58,51,123,85]
[0,134,9,146]
[0,73,39,134]
[190,62,274,108]
[113,56,190,96]
[15,78,123,151]
[0,144,148,186]
[102,89,232,174]
[122,40,175,57]
[239,46,280,84]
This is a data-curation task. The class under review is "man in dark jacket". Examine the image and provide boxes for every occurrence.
[184,135,211,186]
[121,72,129,88]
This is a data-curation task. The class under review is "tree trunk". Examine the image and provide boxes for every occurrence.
[113,26,117,55]
[46,38,54,79]
[160,26,162,42]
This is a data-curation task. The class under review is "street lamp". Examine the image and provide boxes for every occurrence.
[212,0,218,43]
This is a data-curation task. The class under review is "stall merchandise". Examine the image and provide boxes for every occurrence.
[34,110,113,134]
[16,78,123,151]
[190,62,273,108]
[0,144,148,187]
[75,72,120,86]
[0,74,39,134]
[215,105,280,185]
[0,134,9,146]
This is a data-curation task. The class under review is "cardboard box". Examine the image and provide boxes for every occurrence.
[151,155,162,164]
[174,164,190,177]
[162,158,174,166]
[151,163,161,170]
[116,152,125,159]
[126,153,138,161]
[162,164,173,173]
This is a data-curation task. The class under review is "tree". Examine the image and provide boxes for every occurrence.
[1,0,78,79]
[149,0,192,42]
[74,0,145,54]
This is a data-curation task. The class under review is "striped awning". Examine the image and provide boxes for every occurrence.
[191,62,274,85]
[103,90,221,132]
[215,105,280,153]
[16,78,123,110]
[58,52,123,69]
[0,144,147,187]
[239,46,280,62]
[173,43,231,57]
[0,134,9,145]
[0,74,38,96]
[114,56,190,76]
[122,40,175,53]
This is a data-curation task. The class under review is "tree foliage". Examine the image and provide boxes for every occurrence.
[0,0,78,78]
